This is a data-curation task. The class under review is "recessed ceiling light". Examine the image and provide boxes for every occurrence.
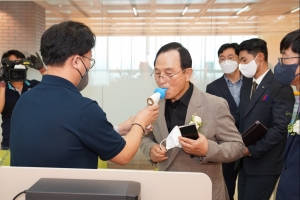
[182,7,188,16]
[132,7,137,16]
[236,6,249,15]
[277,15,285,20]
[291,7,299,13]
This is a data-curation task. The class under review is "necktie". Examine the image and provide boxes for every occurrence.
[251,81,258,99]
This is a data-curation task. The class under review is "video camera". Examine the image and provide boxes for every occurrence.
[0,57,33,82]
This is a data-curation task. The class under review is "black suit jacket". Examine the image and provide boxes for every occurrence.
[234,70,295,176]
[206,75,249,116]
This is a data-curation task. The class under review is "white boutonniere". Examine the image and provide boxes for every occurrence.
[288,120,300,136]
[188,113,202,132]
[286,111,300,136]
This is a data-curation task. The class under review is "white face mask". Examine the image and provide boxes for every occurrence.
[160,126,182,151]
[239,56,259,78]
[220,60,238,74]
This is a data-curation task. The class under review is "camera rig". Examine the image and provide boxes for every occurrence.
[0,57,33,82]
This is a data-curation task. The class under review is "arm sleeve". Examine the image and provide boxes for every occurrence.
[204,99,245,163]
[140,131,157,160]
[79,102,126,161]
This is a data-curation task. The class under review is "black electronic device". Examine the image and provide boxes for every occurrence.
[179,124,199,140]
[242,120,268,146]
[0,57,32,82]
[25,178,141,200]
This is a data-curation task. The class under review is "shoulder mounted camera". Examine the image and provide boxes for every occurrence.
[0,57,33,82]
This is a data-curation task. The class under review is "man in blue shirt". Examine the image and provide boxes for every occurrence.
[10,21,159,169]
[206,43,248,200]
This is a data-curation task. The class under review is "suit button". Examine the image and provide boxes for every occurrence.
[283,166,286,170]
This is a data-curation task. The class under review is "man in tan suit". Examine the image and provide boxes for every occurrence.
[140,42,245,200]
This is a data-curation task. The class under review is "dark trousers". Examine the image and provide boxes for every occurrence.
[238,164,279,200]
[222,162,239,200]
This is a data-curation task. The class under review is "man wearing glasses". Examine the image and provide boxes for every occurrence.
[274,29,300,200]
[140,42,245,200]
[206,43,249,200]
[10,21,159,169]
[234,38,295,200]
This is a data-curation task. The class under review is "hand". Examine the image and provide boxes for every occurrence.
[150,144,168,163]
[243,147,250,157]
[134,105,159,131]
[29,53,43,70]
[179,134,208,157]
[118,116,135,136]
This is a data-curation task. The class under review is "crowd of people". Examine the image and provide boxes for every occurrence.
[0,20,299,200]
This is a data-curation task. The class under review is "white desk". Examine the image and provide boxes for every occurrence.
[0,166,212,200]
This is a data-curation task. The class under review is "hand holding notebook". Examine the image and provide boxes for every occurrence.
[242,121,268,146]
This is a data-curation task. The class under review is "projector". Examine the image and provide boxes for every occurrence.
[26,178,141,200]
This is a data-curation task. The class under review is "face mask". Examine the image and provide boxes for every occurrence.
[274,62,300,86]
[239,56,259,78]
[77,71,89,91]
[220,60,238,74]
[160,126,182,151]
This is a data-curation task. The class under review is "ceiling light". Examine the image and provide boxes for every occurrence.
[132,7,137,16]
[247,16,256,20]
[236,6,249,15]
[182,7,188,16]
[291,7,300,13]
[59,5,62,7]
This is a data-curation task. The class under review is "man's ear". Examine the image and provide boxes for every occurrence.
[185,68,193,81]
[72,55,81,69]
[257,52,265,63]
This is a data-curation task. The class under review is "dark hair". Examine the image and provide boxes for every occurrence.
[237,38,268,61]
[40,21,96,66]
[153,42,192,69]
[1,50,25,61]
[218,43,238,57]
[280,29,300,55]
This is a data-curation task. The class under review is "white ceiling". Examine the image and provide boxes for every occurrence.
[8,0,300,35]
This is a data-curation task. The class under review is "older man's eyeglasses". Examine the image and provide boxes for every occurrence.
[278,57,300,66]
[151,68,187,82]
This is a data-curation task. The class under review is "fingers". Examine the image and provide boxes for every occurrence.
[150,145,168,162]
[35,52,42,60]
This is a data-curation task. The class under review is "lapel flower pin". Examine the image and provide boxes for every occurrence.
[286,111,300,136]
[189,113,202,132]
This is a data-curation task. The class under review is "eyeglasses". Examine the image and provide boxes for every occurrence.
[278,57,300,66]
[219,57,236,62]
[82,55,95,69]
[151,68,187,82]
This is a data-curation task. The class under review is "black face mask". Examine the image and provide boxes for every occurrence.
[76,72,89,91]
[274,62,300,86]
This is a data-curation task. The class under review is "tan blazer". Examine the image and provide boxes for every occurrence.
[140,86,244,200]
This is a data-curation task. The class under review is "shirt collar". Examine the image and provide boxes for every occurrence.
[8,80,30,90]
[223,74,243,84]
[167,82,193,107]
[40,75,81,95]
[253,69,270,86]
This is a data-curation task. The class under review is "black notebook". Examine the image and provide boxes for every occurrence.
[242,121,268,146]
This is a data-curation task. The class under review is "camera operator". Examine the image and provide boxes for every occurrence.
[0,49,47,150]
